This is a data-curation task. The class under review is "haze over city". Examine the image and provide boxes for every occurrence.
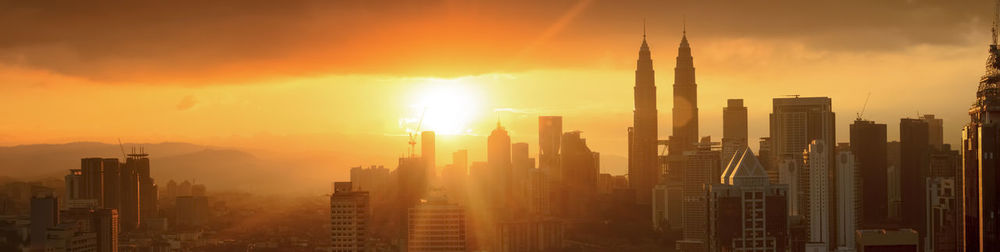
[0,1,993,192]
[2,1,1000,251]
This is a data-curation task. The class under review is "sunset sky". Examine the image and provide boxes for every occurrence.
[1,1,993,177]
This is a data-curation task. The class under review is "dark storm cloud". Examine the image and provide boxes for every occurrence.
[0,0,990,83]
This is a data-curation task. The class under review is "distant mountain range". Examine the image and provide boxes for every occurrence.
[0,142,338,195]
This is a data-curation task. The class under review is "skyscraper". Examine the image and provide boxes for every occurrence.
[422,131,436,179]
[559,131,599,218]
[629,28,658,206]
[511,142,532,212]
[126,150,158,225]
[835,149,858,252]
[670,27,699,154]
[769,96,836,250]
[850,119,888,228]
[330,182,370,252]
[678,141,720,252]
[722,99,748,162]
[538,116,562,180]
[900,117,930,240]
[488,122,512,206]
[961,18,1000,251]
[100,158,120,211]
[81,158,105,207]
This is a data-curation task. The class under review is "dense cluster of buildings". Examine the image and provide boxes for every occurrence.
[1,148,224,251]
[331,19,1000,252]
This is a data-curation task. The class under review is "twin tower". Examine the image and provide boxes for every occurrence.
[629,26,699,205]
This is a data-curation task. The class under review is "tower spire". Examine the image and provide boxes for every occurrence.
[994,0,999,45]
[683,16,686,36]
[643,18,647,39]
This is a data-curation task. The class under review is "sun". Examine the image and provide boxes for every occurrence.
[404,78,481,135]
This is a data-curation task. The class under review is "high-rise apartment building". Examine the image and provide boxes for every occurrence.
[804,140,831,251]
[836,149,858,252]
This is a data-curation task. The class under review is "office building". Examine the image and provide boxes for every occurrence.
[125,149,157,225]
[407,197,466,252]
[422,131,436,179]
[722,99,748,162]
[850,119,888,228]
[539,116,562,181]
[92,208,118,252]
[330,182,371,252]
[678,141,720,252]
[629,28,659,207]
[922,115,944,151]
[927,177,958,252]
[961,28,1000,252]
[770,96,836,250]
[30,195,59,251]
[488,122,512,206]
[900,118,930,239]
[559,131,599,218]
[710,147,788,252]
[887,141,902,220]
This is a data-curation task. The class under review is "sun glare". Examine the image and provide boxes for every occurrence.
[404,78,481,135]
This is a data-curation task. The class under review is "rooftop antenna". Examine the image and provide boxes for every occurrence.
[683,15,686,36]
[643,18,646,39]
[856,92,872,121]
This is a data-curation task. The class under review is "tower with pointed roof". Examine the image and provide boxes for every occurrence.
[629,21,659,206]
[669,24,700,155]
[962,1,1000,250]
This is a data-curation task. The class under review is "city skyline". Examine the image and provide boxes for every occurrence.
[2,2,999,251]
[0,1,993,183]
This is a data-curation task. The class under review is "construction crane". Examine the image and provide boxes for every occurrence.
[118,138,127,160]
[407,107,428,157]
[856,92,872,121]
